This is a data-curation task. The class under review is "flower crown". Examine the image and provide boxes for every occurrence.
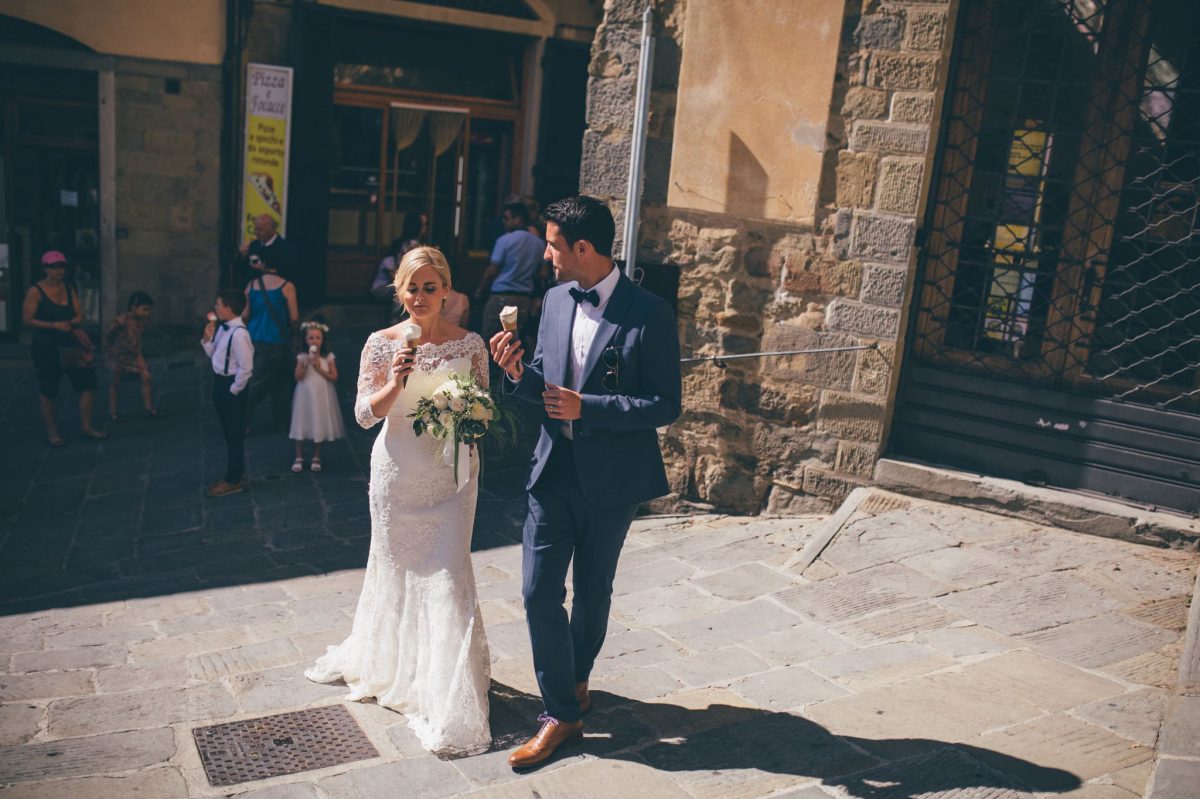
[301,320,330,333]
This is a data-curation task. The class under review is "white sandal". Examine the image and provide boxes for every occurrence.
[291,457,304,473]
[310,458,322,473]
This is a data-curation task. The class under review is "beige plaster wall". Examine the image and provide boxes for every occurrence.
[3,0,225,64]
[667,0,842,225]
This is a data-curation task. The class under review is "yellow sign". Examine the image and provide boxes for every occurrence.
[240,64,293,244]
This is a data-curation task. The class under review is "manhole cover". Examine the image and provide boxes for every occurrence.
[193,704,378,787]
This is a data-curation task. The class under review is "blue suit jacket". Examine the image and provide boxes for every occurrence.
[505,272,682,508]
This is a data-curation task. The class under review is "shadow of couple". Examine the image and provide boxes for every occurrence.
[486,682,1083,797]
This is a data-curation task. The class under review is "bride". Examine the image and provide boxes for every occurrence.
[305,246,492,756]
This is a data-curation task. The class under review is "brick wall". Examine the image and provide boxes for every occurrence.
[580,0,955,513]
[114,58,222,340]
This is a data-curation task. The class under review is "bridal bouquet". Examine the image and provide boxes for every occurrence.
[409,373,499,488]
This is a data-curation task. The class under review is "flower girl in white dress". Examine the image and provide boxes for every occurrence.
[289,318,346,473]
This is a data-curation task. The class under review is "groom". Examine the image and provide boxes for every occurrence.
[490,195,681,767]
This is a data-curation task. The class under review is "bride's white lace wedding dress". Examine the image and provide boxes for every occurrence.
[305,331,492,756]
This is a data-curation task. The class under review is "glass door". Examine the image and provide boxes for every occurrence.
[325,99,476,299]
[1,93,100,339]
[382,103,469,258]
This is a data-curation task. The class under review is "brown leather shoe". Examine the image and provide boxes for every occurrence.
[507,717,583,769]
[575,681,591,716]
[205,480,245,498]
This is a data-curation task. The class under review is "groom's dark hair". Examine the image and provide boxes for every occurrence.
[542,195,615,258]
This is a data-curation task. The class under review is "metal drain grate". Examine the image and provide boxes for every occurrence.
[193,704,379,787]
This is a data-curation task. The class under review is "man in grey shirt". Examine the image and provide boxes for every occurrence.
[477,202,546,341]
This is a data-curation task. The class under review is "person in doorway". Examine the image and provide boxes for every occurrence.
[370,211,428,307]
[477,202,546,342]
[488,195,682,767]
[243,248,299,433]
[105,291,161,422]
[202,290,254,498]
[238,214,295,282]
[22,250,106,447]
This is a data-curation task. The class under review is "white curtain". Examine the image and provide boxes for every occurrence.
[389,106,427,152]
[428,112,466,157]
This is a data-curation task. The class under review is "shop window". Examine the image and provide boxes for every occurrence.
[333,20,525,103]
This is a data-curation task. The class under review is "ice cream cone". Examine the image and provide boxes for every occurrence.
[499,305,519,333]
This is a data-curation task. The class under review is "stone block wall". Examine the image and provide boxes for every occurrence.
[581,0,955,513]
[114,58,222,340]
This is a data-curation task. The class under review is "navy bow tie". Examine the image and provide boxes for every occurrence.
[218,322,229,331]
[570,287,600,306]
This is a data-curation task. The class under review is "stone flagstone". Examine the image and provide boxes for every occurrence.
[693,563,796,601]
[10,644,128,673]
[47,683,238,738]
[658,599,804,652]
[819,511,958,573]
[934,572,1122,636]
[0,728,176,783]
[0,702,43,746]
[660,646,770,688]
[1019,614,1178,668]
[0,670,95,702]
[729,664,848,710]
[834,746,1037,799]
[0,767,189,799]
[775,562,947,625]
[1073,688,1169,748]
[970,714,1154,788]
[1102,645,1182,689]
[831,601,963,644]
[808,641,955,690]
[741,623,856,666]
[187,637,303,680]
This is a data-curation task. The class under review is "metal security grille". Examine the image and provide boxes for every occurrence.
[895,0,1200,512]
[911,0,1200,412]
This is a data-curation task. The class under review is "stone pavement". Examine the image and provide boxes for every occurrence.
[1,339,1199,798]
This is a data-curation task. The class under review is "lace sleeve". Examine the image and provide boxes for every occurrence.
[471,333,489,390]
[355,333,391,429]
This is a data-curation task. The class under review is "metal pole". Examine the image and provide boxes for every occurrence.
[621,6,655,279]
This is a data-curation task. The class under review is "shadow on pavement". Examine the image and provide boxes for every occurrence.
[0,327,539,615]
[487,684,1083,796]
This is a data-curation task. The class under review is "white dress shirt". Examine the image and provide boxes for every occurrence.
[202,317,254,395]
[564,266,621,438]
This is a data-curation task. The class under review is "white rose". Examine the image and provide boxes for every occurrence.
[450,397,466,412]
[433,394,449,410]
[438,412,453,428]
[449,385,464,399]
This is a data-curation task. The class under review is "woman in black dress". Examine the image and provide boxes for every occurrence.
[21,251,107,447]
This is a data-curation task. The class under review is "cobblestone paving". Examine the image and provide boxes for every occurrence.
[0,339,1197,798]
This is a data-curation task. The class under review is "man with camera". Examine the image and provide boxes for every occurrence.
[238,214,295,283]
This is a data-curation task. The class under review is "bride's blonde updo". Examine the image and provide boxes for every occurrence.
[392,246,453,298]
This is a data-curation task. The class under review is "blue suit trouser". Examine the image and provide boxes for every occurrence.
[522,437,638,723]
